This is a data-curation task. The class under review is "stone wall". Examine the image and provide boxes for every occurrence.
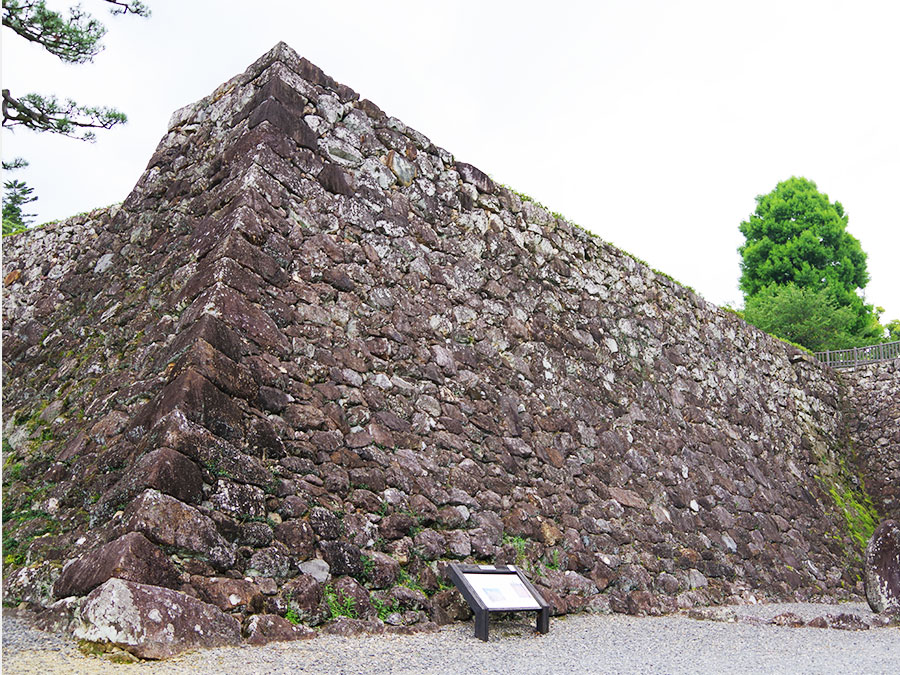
[2,43,896,634]
[842,361,900,521]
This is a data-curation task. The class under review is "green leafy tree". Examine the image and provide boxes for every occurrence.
[738,177,880,344]
[2,179,35,235]
[2,0,150,140]
[2,158,36,235]
[885,319,900,343]
[743,284,859,352]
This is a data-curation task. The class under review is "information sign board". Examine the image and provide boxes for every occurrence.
[447,563,550,641]
[463,569,542,610]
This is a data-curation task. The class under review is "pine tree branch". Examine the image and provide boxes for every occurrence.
[103,0,151,17]
[2,88,127,141]
[2,0,106,64]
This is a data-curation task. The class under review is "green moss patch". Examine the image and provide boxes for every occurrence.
[827,483,879,551]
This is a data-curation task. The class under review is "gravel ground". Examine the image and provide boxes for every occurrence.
[3,603,898,675]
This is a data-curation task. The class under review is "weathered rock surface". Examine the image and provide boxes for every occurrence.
[2,40,897,655]
[243,613,316,645]
[189,575,264,613]
[844,362,900,520]
[865,520,900,613]
[52,532,178,599]
[2,562,60,608]
[321,617,386,636]
[103,448,204,509]
[74,578,241,659]
[122,489,236,570]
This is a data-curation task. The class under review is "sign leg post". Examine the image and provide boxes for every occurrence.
[537,607,549,634]
[475,609,489,641]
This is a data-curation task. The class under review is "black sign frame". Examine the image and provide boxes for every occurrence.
[447,563,550,641]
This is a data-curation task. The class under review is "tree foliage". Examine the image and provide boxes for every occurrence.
[738,177,880,346]
[2,0,149,140]
[2,1,149,233]
[885,319,900,343]
[2,180,36,235]
[2,159,37,235]
[743,284,858,352]
[2,89,127,140]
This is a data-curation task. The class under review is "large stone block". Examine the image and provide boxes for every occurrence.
[74,578,241,659]
[123,489,236,570]
[282,572,326,625]
[190,575,263,613]
[159,314,245,366]
[53,532,178,599]
[177,283,290,357]
[144,410,271,487]
[132,368,244,443]
[105,448,204,508]
[454,162,495,194]
[274,519,316,560]
[865,519,900,613]
[170,338,258,401]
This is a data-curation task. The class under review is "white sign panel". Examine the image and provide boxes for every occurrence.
[463,572,542,610]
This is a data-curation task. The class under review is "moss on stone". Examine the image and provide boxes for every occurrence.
[827,483,879,551]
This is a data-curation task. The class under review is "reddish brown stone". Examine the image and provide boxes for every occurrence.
[367,551,400,589]
[4,268,22,286]
[122,447,204,505]
[331,576,375,619]
[413,529,446,561]
[380,513,416,540]
[244,614,315,645]
[247,98,318,151]
[309,507,342,540]
[178,284,290,357]
[455,162,495,194]
[282,573,325,625]
[430,589,472,625]
[52,532,178,599]
[829,613,870,631]
[608,487,648,510]
[145,411,271,487]
[191,576,264,613]
[770,612,805,627]
[171,339,258,401]
[134,368,244,442]
[382,585,430,613]
[318,163,353,196]
[161,314,244,365]
[274,520,316,559]
[284,403,327,430]
[123,489,236,570]
[210,479,267,519]
[807,616,830,628]
[321,617,385,636]
[320,541,364,578]
[609,590,658,616]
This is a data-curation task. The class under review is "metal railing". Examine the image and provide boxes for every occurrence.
[814,340,900,368]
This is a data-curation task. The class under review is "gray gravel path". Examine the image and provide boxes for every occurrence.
[3,604,898,674]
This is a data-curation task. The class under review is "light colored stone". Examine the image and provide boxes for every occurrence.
[299,559,330,583]
[74,578,241,659]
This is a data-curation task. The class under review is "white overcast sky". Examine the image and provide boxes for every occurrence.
[3,1,898,320]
